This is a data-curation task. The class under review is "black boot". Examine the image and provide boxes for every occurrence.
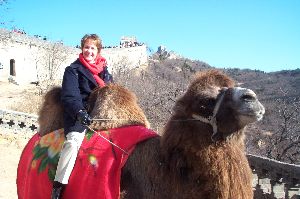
[51,181,65,199]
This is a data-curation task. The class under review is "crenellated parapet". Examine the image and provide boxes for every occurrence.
[0,109,299,198]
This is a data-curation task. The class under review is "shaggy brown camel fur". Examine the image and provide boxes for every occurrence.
[88,84,150,130]
[38,84,150,135]
[37,70,265,199]
[38,87,64,136]
[121,70,265,199]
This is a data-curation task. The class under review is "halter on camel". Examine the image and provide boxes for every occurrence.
[192,87,228,142]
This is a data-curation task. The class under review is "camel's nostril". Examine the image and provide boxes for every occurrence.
[260,107,265,115]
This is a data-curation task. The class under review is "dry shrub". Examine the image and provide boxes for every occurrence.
[9,80,62,114]
[10,92,43,114]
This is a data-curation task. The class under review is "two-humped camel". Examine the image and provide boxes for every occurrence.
[120,70,265,199]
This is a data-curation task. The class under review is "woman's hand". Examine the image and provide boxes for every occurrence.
[76,110,92,125]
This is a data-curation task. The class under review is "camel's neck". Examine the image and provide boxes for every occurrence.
[160,130,252,199]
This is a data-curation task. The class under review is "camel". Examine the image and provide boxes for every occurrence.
[17,70,265,199]
[121,70,265,199]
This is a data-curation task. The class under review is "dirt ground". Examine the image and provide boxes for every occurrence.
[0,80,37,199]
[0,132,33,199]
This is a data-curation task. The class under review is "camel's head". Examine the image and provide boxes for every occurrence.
[175,70,265,141]
[88,84,150,130]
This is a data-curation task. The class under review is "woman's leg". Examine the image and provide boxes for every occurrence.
[54,130,86,184]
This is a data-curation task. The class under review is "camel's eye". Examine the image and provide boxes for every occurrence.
[197,97,215,107]
[194,96,213,115]
[206,98,215,106]
[199,105,206,110]
[199,98,215,113]
[241,94,255,101]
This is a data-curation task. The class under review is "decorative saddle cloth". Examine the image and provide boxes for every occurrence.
[17,125,158,199]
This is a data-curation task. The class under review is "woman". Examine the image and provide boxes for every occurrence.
[51,34,113,199]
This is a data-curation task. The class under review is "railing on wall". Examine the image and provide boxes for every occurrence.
[0,109,299,198]
[248,154,300,199]
[0,109,38,134]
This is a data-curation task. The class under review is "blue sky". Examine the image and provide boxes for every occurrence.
[1,0,299,72]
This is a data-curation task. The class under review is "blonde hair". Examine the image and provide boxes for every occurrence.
[80,34,102,53]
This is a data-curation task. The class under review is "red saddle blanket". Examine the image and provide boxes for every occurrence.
[17,126,158,199]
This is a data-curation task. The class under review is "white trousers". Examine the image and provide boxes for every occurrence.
[54,130,86,184]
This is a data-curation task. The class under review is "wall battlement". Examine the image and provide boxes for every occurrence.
[0,109,299,198]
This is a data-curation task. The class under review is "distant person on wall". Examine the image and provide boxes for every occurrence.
[51,34,113,199]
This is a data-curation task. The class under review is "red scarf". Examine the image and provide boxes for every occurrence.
[79,53,106,87]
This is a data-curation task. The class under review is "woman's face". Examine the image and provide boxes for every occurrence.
[82,39,99,63]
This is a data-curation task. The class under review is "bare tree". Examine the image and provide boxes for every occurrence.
[45,42,68,80]
[33,42,71,94]
[112,56,133,84]
[0,28,11,42]
[269,98,299,163]
[113,59,188,132]
[258,98,300,164]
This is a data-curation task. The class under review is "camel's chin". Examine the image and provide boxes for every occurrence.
[239,113,263,125]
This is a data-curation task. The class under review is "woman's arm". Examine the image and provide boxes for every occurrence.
[61,66,85,119]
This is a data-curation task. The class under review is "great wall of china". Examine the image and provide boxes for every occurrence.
[0,28,147,84]
[0,28,299,198]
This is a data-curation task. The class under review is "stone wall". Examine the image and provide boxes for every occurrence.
[0,28,148,84]
[248,154,300,199]
[102,45,148,72]
[0,108,299,198]
[0,29,76,84]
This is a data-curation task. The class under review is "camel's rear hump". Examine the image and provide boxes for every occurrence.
[38,87,64,136]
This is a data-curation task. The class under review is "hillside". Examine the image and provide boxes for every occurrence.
[226,68,300,101]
